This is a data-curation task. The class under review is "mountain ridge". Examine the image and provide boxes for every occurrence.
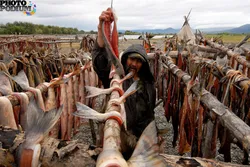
[118,24,250,34]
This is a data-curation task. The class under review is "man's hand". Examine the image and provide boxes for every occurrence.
[97,8,113,48]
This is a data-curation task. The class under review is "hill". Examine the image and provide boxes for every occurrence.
[226,24,250,34]
[118,24,250,34]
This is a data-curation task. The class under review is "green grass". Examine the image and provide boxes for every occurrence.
[205,34,249,43]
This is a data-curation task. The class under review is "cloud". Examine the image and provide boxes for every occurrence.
[0,0,249,31]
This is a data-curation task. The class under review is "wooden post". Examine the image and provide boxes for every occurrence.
[96,74,127,167]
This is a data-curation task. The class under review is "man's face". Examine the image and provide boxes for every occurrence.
[126,57,143,74]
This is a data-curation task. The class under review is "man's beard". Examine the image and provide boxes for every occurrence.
[125,65,138,74]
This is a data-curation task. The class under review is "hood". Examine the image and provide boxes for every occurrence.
[121,44,154,83]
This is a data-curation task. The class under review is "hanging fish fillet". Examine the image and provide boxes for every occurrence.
[85,86,124,98]
[110,71,134,86]
[109,80,139,105]
[102,9,124,77]
[127,121,167,166]
[0,96,18,129]
[17,98,63,167]
[5,70,45,111]
[66,77,75,140]
[60,83,68,140]
[73,102,123,125]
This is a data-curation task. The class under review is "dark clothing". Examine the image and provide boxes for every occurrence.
[92,42,156,138]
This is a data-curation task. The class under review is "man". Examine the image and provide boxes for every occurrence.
[92,8,156,159]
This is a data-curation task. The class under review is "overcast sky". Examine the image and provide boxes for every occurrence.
[0,0,250,31]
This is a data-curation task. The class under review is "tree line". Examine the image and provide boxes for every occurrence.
[0,21,145,35]
[0,21,86,35]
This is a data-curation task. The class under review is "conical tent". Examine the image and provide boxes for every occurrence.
[177,16,196,45]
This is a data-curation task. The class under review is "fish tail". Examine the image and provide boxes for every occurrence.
[25,98,63,142]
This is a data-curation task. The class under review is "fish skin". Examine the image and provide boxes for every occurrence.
[45,87,56,111]
[127,121,167,167]
[73,75,80,132]
[67,77,75,140]
[109,80,139,105]
[79,70,86,105]
[85,86,124,98]
[12,92,29,130]
[17,98,63,167]
[110,71,134,86]
[0,71,13,95]
[0,71,30,130]
[60,83,68,140]
[84,69,90,106]
[6,70,46,111]
[44,86,59,138]
[0,96,18,129]
[73,102,123,124]
[102,20,125,77]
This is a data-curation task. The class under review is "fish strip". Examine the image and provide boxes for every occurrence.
[18,98,63,167]
[85,86,124,98]
[0,96,18,129]
[5,70,45,111]
[73,102,123,125]
[109,80,139,105]
[102,11,125,76]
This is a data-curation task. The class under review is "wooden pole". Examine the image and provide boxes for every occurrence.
[162,56,250,152]
[96,74,127,167]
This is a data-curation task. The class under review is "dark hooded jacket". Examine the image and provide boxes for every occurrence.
[92,42,156,138]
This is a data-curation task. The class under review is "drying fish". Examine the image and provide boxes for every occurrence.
[45,69,67,111]
[17,98,63,167]
[127,121,167,167]
[85,85,124,98]
[110,71,134,86]
[73,102,123,125]
[102,9,125,77]
[0,71,30,130]
[109,80,139,105]
[45,87,56,111]
[0,71,13,96]
[12,93,29,130]
[60,83,68,140]
[0,96,18,129]
[73,75,80,133]
[66,77,75,140]
[5,70,46,111]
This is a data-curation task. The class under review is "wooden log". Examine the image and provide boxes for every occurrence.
[199,38,250,68]
[0,126,20,149]
[96,74,127,167]
[40,137,60,163]
[6,84,48,106]
[189,56,250,93]
[192,44,218,53]
[55,140,79,159]
[147,51,189,60]
[147,46,217,60]
[5,64,90,107]
[162,56,250,153]
[236,35,250,48]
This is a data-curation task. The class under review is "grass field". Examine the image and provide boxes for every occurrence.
[205,34,249,43]
[58,34,250,53]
